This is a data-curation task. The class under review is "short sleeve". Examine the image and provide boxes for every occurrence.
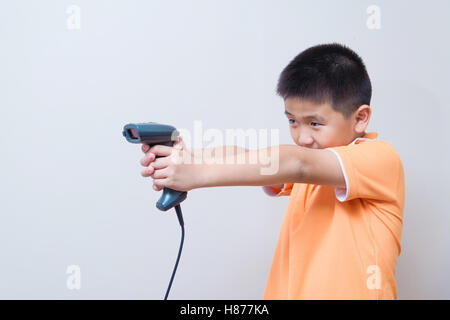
[263,183,294,197]
[325,141,404,203]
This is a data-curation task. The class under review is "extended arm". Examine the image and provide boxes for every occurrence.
[143,143,346,192]
[197,145,345,189]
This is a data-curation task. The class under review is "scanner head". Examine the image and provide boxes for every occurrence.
[122,122,180,145]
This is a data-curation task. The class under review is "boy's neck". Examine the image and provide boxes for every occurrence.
[359,131,367,138]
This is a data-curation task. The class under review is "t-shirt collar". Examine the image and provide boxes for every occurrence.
[350,131,378,145]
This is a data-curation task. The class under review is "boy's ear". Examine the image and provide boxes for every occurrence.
[354,104,371,133]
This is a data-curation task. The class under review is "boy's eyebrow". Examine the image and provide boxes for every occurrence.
[284,110,326,121]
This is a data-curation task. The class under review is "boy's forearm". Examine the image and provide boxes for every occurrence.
[192,145,248,160]
[197,145,306,188]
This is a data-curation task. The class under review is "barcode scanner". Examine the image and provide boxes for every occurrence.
[122,122,187,300]
[123,122,187,211]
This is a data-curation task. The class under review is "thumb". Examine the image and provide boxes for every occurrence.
[173,137,185,150]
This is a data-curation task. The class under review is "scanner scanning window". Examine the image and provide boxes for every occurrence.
[128,128,139,139]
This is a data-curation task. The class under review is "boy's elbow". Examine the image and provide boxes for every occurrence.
[262,185,284,196]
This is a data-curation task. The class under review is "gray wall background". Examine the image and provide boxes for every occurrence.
[1,0,449,299]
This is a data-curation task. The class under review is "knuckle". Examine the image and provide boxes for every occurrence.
[145,152,153,160]
[149,145,159,154]
[141,167,152,177]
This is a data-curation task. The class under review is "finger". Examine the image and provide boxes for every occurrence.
[149,144,174,157]
[142,144,150,153]
[140,152,155,167]
[141,165,155,177]
[151,167,169,180]
[149,157,169,170]
[153,178,168,191]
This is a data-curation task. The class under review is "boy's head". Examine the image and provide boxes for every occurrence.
[277,43,372,149]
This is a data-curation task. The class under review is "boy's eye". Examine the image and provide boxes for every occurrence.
[288,119,321,126]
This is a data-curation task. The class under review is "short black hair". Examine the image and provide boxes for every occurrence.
[276,43,372,119]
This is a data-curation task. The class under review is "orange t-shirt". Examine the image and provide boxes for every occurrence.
[262,132,405,299]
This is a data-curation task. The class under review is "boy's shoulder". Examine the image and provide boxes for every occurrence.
[331,134,402,165]
[361,138,402,166]
[326,135,405,203]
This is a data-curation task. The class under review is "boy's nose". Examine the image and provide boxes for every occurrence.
[297,135,314,148]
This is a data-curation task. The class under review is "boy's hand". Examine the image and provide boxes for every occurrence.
[139,137,200,192]
[140,137,185,170]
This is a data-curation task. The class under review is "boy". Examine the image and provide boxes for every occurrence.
[139,43,405,299]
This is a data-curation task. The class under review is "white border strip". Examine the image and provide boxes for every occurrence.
[325,148,349,202]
